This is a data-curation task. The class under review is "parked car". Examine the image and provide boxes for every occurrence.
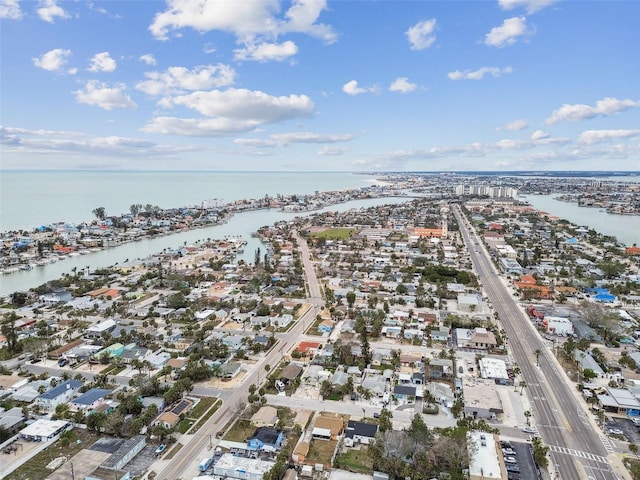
[506,465,520,473]
[608,428,624,436]
[155,444,166,456]
[502,448,516,456]
[504,456,517,464]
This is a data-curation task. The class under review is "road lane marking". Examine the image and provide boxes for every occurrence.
[599,435,615,454]
[548,444,608,464]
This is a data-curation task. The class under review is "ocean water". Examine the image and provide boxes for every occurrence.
[0,171,375,232]
[525,194,640,247]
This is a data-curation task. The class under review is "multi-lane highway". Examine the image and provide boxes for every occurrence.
[454,204,625,480]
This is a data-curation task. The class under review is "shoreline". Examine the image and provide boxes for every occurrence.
[0,184,406,277]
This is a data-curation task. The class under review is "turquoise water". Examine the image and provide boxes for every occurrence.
[0,171,374,232]
[525,194,640,247]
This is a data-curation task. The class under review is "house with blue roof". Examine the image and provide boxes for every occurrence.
[35,380,83,413]
[69,388,112,413]
[246,427,284,452]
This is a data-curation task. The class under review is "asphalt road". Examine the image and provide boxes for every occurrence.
[453,205,622,480]
[155,230,323,480]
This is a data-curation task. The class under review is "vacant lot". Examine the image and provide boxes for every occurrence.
[7,429,98,480]
[311,228,355,240]
[334,447,374,474]
[224,419,256,443]
[306,439,338,467]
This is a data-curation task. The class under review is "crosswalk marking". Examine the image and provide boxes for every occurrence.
[548,444,609,464]
[599,435,615,454]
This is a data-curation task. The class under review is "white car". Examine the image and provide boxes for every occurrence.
[522,426,537,434]
[608,428,624,436]
[504,456,517,464]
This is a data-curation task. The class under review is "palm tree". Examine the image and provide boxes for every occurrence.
[524,410,532,426]
[519,380,527,395]
[534,348,542,367]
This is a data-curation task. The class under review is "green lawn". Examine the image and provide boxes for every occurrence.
[223,419,256,443]
[311,228,355,240]
[334,447,374,474]
[190,399,221,434]
[190,397,218,418]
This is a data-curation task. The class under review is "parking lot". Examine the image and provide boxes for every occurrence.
[605,416,640,445]
[500,439,540,480]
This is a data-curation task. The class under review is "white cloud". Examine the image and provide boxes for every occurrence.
[32,48,72,72]
[342,80,378,96]
[166,88,313,119]
[149,0,336,45]
[234,40,298,62]
[546,97,640,124]
[531,129,550,140]
[499,119,529,131]
[318,146,348,156]
[144,88,314,137]
[448,66,513,80]
[0,125,189,158]
[88,52,117,72]
[75,80,137,110]
[139,54,157,66]
[498,0,558,14]
[271,132,354,144]
[142,116,264,137]
[280,0,337,44]
[484,16,529,47]
[406,19,436,50]
[37,0,69,23]
[389,77,417,93]
[235,131,353,148]
[578,129,640,145]
[0,0,22,19]
[136,64,236,96]
[234,138,282,148]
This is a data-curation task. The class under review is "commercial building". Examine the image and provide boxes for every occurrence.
[20,419,70,441]
[213,453,275,480]
[468,431,506,480]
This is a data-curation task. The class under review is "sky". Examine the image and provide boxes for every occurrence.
[0,0,639,172]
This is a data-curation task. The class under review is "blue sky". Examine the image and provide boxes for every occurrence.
[1,0,639,171]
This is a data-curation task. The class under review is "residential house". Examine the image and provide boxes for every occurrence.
[250,406,279,428]
[279,364,303,385]
[247,427,284,452]
[393,385,416,401]
[69,388,112,413]
[0,407,26,434]
[36,379,83,413]
[344,420,378,446]
[430,327,450,343]
[312,413,344,440]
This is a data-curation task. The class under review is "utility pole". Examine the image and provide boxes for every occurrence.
[70,462,75,480]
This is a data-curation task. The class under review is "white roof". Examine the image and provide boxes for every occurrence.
[87,319,116,333]
[468,431,502,479]
[20,419,70,437]
[213,453,274,475]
